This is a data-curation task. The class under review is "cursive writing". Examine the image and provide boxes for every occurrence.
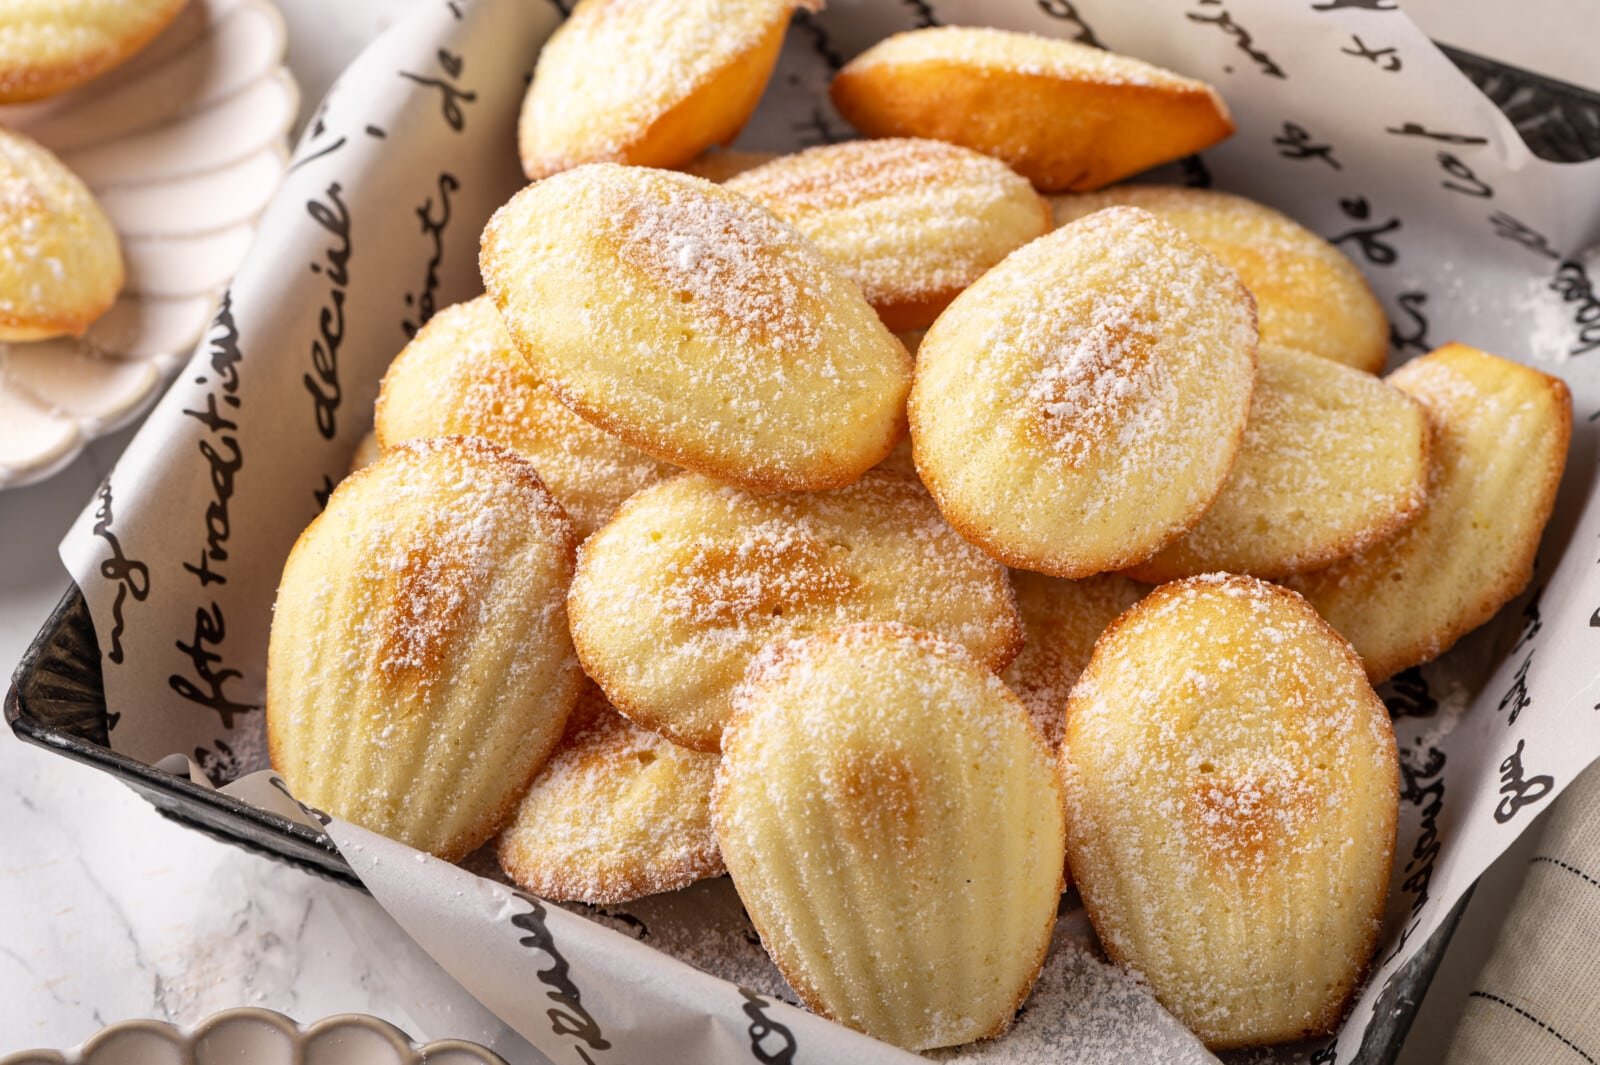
[304,183,351,442]
[1490,210,1561,261]
[1187,2,1286,79]
[401,172,459,338]
[1494,740,1553,824]
[1035,0,1105,47]
[1341,34,1400,71]
[91,479,149,665]
[739,988,797,1065]
[399,49,476,132]
[510,893,611,1062]
[169,297,253,727]
[1384,743,1445,963]
[170,602,254,729]
[1274,120,1341,169]
[1496,649,1533,725]
[1551,259,1600,357]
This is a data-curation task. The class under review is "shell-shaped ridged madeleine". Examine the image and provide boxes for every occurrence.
[267,437,583,862]
[1053,186,1388,373]
[375,296,676,540]
[518,0,804,180]
[0,127,122,340]
[1287,343,1571,683]
[1061,575,1398,1049]
[717,623,1065,1050]
[569,470,1022,752]
[725,138,1051,331]
[0,0,186,103]
[1126,344,1431,582]
[830,27,1234,193]
[1002,570,1143,749]
[497,682,723,905]
[910,205,1257,579]
[481,164,913,493]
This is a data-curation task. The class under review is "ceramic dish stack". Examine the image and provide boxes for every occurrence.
[0,1008,505,1065]
[0,0,295,488]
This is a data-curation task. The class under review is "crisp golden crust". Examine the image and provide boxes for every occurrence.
[481,164,913,494]
[0,0,187,103]
[568,470,1022,752]
[830,27,1234,192]
[266,437,582,862]
[1053,186,1388,373]
[679,148,777,183]
[716,622,1064,1050]
[1126,345,1431,582]
[0,127,122,340]
[375,296,676,539]
[1287,343,1572,683]
[496,683,724,904]
[726,138,1051,331]
[1061,575,1398,1048]
[1001,570,1143,749]
[910,206,1257,578]
[517,0,802,179]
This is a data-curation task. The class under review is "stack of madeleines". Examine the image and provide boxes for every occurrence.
[267,1,1573,1054]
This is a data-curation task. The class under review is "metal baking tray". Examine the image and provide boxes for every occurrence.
[9,48,1598,1065]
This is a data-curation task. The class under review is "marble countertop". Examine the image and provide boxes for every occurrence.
[1,0,1591,1058]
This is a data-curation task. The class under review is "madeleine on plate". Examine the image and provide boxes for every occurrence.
[0,128,122,340]
[267,437,583,862]
[831,26,1233,192]
[1062,575,1398,1048]
[0,0,187,102]
[518,0,806,180]
[717,623,1064,1050]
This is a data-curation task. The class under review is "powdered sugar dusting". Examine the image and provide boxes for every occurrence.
[726,138,1048,314]
[849,25,1202,90]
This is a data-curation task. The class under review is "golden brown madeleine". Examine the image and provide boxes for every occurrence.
[375,296,675,540]
[1002,570,1142,748]
[1126,344,1431,582]
[725,138,1051,331]
[1287,343,1571,683]
[1053,186,1388,373]
[717,623,1064,1050]
[910,206,1257,578]
[0,0,187,103]
[830,27,1233,192]
[267,437,583,862]
[1062,575,1398,1048]
[481,164,912,493]
[0,127,121,340]
[568,470,1021,752]
[679,148,777,183]
[518,0,804,180]
[497,682,723,904]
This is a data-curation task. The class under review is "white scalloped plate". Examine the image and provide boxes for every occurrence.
[0,0,296,489]
[0,1008,507,1065]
